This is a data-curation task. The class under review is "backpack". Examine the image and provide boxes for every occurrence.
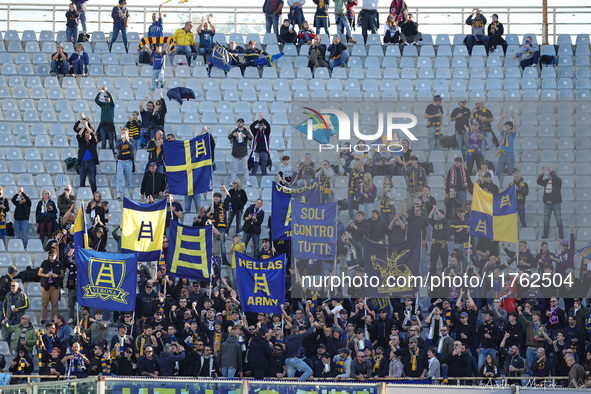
[139,50,151,64]
[78,32,90,42]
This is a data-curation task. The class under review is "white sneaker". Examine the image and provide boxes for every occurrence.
[115,193,121,199]
[246,181,253,187]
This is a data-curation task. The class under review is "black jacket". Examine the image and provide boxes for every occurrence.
[76,132,99,165]
[250,119,271,153]
[11,193,31,221]
[225,188,248,212]
[537,171,562,204]
[248,335,273,369]
[140,171,167,198]
[35,199,58,225]
[242,204,264,235]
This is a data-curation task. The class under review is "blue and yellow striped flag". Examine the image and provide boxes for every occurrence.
[74,201,88,251]
[470,183,518,243]
[163,133,213,196]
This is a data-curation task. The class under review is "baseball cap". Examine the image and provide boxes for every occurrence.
[460,312,469,318]
[149,161,157,166]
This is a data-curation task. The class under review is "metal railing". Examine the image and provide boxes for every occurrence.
[0,4,591,44]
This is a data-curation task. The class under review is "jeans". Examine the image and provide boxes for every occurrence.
[218,229,228,265]
[525,347,538,375]
[361,202,373,218]
[221,366,237,378]
[226,209,243,234]
[117,159,133,196]
[289,7,304,29]
[329,49,348,70]
[477,348,497,372]
[230,156,250,184]
[152,69,164,93]
[199,47,212,62]
[336,15,352,39]
[265,13,280,36]
[520,52,540,69]
[517,204,526,227]
[51,60,68,76]
[428,126,440,151]
[543,202,563,238]
[68,288,77,325]
[496,151,515,183]
[298,32,312,46]
[133,137,141,153]
[250,151,269,176]
[66,26,78,44]
[481,131,494,159]
[456,191,467,209]
[99,122,116,153]
[110,23,128,50]
[285,357,313,381]
[72,60,87,75]
[184,193,202,214]
[14,220,29,249]
[176,45,193,66]
[78,9,86,32]
[243,232,260,255]
[348,193,356,220]
[455,130,466,155]
[79,160,97,193]
[360,10,378,44]
[465,35,490,55]
[314,16,329,35]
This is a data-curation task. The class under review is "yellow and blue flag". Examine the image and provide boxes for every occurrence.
[76,248,137,311]
[252,53,284,68]
[163,133,213,196]
[121,198,167,261]
[208,42,231,72]
[166,221,212,281]
[271,180,321,241]
[470,183,518,243]
[236,252,285,313]
[74,201,88,256]
[577,243,591,258]
[292,201,338,260]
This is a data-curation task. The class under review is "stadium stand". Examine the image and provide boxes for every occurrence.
[0,2,590,390]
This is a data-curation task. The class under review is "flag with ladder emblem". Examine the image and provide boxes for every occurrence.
[76,248,137,311]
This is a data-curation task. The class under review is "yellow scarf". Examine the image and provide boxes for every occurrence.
[410,348,418,371]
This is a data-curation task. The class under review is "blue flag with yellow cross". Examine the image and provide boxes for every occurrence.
[121,198,167,261]
[76,248,137,311]
[236,252,285,313]
[470,183,518,243]
[163,133,213,196]
[166,221,212,281]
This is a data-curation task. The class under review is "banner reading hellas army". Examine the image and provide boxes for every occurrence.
[236,252,285,313]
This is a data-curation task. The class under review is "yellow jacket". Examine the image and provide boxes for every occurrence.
[173,28,195,46]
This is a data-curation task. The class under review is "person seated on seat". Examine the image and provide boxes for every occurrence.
[399,11,421,46]
[487,13,507,55]
[383,15,401,44]
[327,35,349,71]
[513,35,540,70]
[68,43,90,76]
[464,8,490,55]
[297,20,316,46]
[226,41,245,66]
[173,21,196,66]
[279,19,298,45]
[50,42,69,78]
[308,36,329,71]
[241,40,268,75]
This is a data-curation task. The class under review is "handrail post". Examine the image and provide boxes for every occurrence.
[6,4,9,31]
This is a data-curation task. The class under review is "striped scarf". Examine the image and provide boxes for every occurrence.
[449,165,468,190]
[373,355,383,373]
[137,36,176,53]
[101,356,112,374]
[0,211,5,237]
[214,332,222,352]
[66,354,86,380]
[345,331,355,347]
[17,358,26,374]
[36,329,45,369]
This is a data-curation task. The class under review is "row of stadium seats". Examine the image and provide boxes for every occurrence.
[1,28,590,46]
